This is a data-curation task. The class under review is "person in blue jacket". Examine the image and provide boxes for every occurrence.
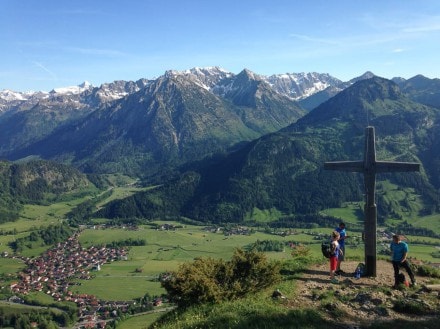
[390,234,416,287]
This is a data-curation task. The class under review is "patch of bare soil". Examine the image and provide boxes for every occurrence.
[287,260,440,327]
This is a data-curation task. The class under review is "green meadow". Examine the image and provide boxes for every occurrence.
[412,213,440,232]
[72,218,437,301]
[95,185,153,208]
[0,184,439,311]
[0,300,65,315]
[117,311,164,329]
[0,257,26,275]
[75,224,301,300]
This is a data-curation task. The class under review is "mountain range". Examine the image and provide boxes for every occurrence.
[93,76,439,223]
[0,68,419,176]
[0,67,344,177]
[1,68,440,223]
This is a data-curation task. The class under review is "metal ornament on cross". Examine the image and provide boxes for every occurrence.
[324,126,420,277]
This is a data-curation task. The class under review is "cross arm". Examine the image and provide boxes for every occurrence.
[375,161,420,173]
[324,161,364,172]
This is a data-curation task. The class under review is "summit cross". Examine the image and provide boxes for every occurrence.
[324,126,420,276]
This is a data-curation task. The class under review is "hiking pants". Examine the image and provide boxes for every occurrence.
[392,260,415,285]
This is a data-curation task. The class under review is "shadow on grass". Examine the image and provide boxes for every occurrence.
[196,309,339,329]
[367,317,440,329]
[194,308,440,329]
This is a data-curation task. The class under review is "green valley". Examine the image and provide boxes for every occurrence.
[1,181,439,328]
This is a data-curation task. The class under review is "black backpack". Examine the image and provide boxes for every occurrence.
[321,241,334,258]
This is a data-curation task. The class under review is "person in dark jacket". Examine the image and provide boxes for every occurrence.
[335,222,347,274]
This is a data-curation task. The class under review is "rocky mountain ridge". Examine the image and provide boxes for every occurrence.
[4,68,438,116]
[0,67,307,177]
[0,67,348,112]
[1,68,440,181]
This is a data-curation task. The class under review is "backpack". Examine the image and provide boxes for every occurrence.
[354,263,365,277]
[321,241,334,258]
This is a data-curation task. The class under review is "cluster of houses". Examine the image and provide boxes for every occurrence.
[9,231,133,323]
[202,225,254,236]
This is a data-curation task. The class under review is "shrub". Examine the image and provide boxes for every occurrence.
[416,264,440,278]
[225,248,281,299]
[290,244,310,258]
[161,248,280,307]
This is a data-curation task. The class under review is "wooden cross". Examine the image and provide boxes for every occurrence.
[324,126,420,276]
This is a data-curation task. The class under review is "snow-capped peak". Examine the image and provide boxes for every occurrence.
[163,67,233,90]
[264,72,342,100]
[0,89,29,101]
[52,81,93,95]
[0,89,49,102]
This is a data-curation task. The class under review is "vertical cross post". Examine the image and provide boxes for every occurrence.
[324,126,420,276]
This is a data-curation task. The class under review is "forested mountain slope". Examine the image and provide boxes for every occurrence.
[0,160,91,223]
[96,77,440,223]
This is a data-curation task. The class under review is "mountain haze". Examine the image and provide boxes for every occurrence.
[394,74,440,109]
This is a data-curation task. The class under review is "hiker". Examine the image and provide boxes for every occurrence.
[390,234,416,288]
[335,222,347,274]
[329,230,342,284]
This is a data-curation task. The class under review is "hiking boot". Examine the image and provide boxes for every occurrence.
[335,269,345,275]
[410,282,417,287]
[331,278,339,284]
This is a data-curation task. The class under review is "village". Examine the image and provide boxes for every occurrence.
[7,231,139,326]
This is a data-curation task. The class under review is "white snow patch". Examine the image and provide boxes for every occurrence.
[53,81,93,95]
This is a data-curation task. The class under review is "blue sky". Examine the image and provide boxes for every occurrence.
[2,0,440,91]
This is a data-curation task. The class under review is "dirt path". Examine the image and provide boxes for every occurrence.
[286,260,435,326]
[297,259,420,288]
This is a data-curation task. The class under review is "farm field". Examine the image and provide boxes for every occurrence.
[74,223,302,300]
[70,219,440,301]
[1,218,437,304]
[0,300,65,315]
[0,184,439,329]
[117,311,164,329]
